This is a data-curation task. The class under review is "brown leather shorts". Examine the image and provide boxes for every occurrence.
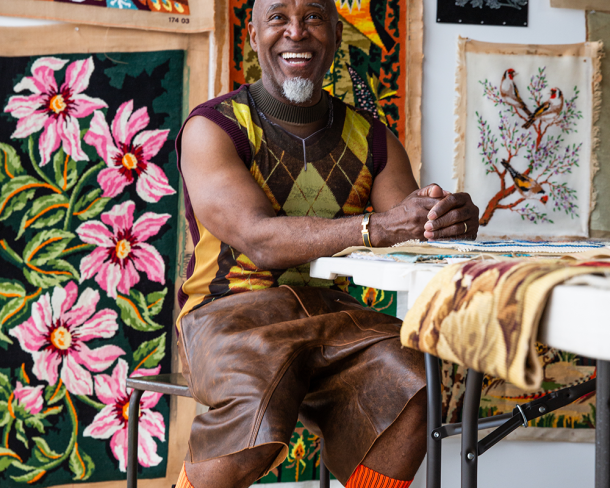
[178,285,426,484]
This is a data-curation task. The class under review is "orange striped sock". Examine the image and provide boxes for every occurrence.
[175,462,194,488]
[346,464,413,488]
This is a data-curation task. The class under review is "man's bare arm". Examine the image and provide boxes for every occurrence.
[368,127,479,245]
[180,117,443,269]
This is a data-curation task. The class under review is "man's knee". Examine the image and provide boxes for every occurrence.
[184,443,284,488]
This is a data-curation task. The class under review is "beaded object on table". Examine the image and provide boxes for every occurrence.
[393,239,609,254]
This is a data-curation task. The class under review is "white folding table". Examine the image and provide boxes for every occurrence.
[309,257,610,488]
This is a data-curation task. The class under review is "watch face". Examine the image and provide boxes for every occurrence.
[436,0,528,27]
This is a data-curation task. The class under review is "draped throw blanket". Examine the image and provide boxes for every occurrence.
[401,259,608,391]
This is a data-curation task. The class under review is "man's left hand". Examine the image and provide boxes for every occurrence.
[423,192,479,240]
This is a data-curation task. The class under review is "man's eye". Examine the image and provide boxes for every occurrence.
[306,14,321,20]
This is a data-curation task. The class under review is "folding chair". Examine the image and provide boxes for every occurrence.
[126,373,331,488]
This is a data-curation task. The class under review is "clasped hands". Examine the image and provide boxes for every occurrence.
[371,184,479,246]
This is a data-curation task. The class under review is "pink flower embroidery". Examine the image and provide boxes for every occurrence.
[84,100,175,203]
[76,200,170,298]
[13,381,44,415]
[83,359,165,472]
[9,282,124,396]
[4,56,107,166]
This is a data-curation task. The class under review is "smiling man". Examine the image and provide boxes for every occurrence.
[173,0,479,486]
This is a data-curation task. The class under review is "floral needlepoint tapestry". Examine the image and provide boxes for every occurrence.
[0,50,184,486]
[455,38,603,238]
[0,0,213,33]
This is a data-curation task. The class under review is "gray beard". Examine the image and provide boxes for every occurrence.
[282,77,315,104]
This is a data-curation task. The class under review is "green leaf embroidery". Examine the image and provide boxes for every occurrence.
[15,418,28,448]
[38,404,63,418]
[0,143,25,184]
[17,193,69,239]
[10,467,45,483]
[22,229,75,266]
[0,404,10,427]
[0,176,40,222]
[24,416,45,434]
[32,437,61,461]
[0,446,22,473]
[146,288,167,316]
[0,373,11,399]
[52,148,78,191]
[133,333,167,370]
[69,444,95,481]
[0,280,25,299]
[21,230,77,288]
[73,188,110,221]
[44,382,66,406]
[116,293,163,331]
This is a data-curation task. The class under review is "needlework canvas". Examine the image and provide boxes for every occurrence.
[455,38,603,239]
[0,23,210,488]
[588,11,610,237]
[0,0,213,33]
[436,0,528,27]
[403,259,600,442]
[551,0,610,12]
[229,0,424,182]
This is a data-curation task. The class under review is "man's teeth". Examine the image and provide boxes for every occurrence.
[281,52,313,60]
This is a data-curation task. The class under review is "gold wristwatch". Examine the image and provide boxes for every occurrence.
[361,212,374,247]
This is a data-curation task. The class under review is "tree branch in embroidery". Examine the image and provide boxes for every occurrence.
[476,67,581,226]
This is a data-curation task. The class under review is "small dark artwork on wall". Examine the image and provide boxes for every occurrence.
[437,0,528,27]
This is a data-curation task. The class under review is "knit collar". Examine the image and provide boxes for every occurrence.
[249,80,329,125]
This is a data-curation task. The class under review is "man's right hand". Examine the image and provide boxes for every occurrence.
[370,184,447,245]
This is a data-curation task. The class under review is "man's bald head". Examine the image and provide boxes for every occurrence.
[248,0,342,106]
[251,0,338,25]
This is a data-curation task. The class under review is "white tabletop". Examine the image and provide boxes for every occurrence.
[310,257,610,362]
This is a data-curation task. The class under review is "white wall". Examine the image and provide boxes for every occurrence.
[0,1,595,486]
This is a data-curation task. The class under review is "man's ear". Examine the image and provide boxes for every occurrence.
[335,20,343,51]
[248,22,258,52]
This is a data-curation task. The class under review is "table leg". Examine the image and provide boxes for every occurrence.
[461,369,484,488]
[425,353,442,488]
[319,440,330,488]
[596,360,610,488]
[127,389,144,488]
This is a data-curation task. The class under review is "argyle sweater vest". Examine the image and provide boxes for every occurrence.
[175,85,387,327]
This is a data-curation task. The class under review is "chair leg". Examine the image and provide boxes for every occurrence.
[127,389,144,488]
[319,439,330,488]
[425,353,442,488]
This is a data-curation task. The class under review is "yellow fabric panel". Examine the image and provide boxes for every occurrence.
[176,218,221,330]
[232,100,264,155]
[341,107,370,165]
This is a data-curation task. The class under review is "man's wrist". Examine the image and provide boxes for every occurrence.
[366,212,386,247]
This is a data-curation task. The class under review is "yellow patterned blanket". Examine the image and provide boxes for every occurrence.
[401,259,609,391]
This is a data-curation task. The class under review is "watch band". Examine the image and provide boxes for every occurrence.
[361,212,374,247]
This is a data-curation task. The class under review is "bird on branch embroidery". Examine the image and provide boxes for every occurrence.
[477,67,582,226]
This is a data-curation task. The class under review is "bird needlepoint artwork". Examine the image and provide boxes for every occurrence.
[455,39,602,238]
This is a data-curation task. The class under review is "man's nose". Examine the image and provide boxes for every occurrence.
[283,19,309,41]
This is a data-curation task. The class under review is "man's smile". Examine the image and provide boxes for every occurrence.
[280,52,314,67]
